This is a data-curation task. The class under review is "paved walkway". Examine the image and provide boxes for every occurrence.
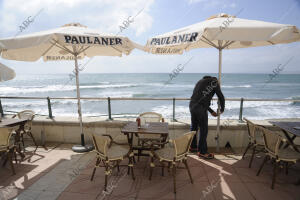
[0,144,299,200]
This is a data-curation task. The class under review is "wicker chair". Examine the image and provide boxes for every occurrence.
[0,127,17,175]
[13,110,37,152]
[137,112,165,160]
[149,131,196,193]
[90,133,135,191]
[256,126,300,189]
[242,118,265,168]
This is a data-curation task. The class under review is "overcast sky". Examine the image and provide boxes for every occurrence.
[0,0,300,74]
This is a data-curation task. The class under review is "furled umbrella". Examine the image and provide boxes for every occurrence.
[0,23,142,152]
[144,13,300,151]
[0,62,16,82]
[0,62,16,121]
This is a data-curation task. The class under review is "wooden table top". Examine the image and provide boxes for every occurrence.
[121,122,169,135]
[0,118,28,128]
[269,121,300,137]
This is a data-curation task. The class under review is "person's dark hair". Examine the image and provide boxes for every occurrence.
[203,75,217,80]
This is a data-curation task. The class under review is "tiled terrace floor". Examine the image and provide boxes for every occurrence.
[0,144,300,200]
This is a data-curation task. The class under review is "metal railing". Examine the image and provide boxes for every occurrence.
[0,96,299,121]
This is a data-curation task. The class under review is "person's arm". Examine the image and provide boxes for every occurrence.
[208,107,218,117]
[208,107,214,114]
[212,79,225,112]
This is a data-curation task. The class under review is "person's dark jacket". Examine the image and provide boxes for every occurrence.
[189,76,225,113]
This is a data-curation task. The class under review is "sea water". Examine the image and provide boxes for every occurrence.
[1,73,299,120]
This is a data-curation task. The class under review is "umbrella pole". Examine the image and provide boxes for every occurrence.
[216,48,222,152]
[74,55,85,146]
[72,55,93,153]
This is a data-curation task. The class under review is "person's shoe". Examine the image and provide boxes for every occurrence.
[197,152,214,159]
[189,147,198,153]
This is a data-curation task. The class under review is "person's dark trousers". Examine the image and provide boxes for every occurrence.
[189,104,209,154]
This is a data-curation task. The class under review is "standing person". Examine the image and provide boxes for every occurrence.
[189,76,225,159]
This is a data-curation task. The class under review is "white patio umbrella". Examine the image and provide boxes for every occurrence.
[144,13,300,151]
[0,23,142,152]
[0,62,16,82]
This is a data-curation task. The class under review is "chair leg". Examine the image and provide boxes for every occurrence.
[183,159,193,184]
[28,131,38,151]
[8,150,16,175]
[284,162,288,175]
[129,157,135,180]
[138,139,141,162]
[137,149,141,162]
[18,141,22,160]
[161,162,165,176]
[172,163,176,194]
[242,143,252,159]
[21,134,25,152]
[2,154,8,167]
[117,161,120,173]
[249,145,256,168]
[149,155,154,180]
[14,148,18,164]
[133,156,136,164]
[104,163,109,191]
[271,160,278,190]
[257,155,268,176]
[90,157,100,181]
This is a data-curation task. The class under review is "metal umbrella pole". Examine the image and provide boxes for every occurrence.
[215,47,222,152]
[71,54,93,152]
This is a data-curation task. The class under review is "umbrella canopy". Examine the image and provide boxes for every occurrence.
[145,13,300,54]
[0,23,141,61]
[0,23,141,152]
[0,62,16,82]
[144,13,300,151]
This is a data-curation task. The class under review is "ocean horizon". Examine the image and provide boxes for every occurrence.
[1,73,300,120]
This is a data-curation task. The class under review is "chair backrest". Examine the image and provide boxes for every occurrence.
[0,127,14,147]
[173,131,196,157]
[257,126,281,156]
[244,118,261,144]
[17,110,35,130]
[139,112,163,124]
[92,133,110,157]
[17,110,35,120]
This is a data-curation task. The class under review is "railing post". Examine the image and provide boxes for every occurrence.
[239,98,244,122]
[0,99,4,116]
[172,98,177,122]
[107,97,112,120]
[47,97,53,119]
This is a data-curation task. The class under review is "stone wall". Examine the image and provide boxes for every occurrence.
[30,116,298,148]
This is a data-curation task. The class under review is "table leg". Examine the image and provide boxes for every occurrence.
[282,130,299,152]
[125,133,133,149]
